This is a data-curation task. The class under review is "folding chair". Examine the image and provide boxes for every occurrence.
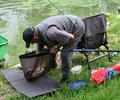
[77,13,111,70]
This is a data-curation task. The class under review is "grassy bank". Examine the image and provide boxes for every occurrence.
[0,14,120,100]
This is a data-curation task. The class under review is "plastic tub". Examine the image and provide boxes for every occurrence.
[71,65,82,74]
[0,35,8,60]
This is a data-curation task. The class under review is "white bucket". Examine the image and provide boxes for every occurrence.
[71,65,82,74]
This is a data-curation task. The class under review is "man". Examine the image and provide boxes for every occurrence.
[23,15,85,83]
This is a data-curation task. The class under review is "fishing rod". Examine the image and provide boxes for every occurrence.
[48,0,64,15]
[60,49,120,53]
[40,48,120,53]
[60,48,120,69]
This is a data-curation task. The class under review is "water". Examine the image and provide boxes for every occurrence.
[0,0,120,67]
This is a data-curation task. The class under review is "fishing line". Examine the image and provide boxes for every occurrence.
[48,0,64,15]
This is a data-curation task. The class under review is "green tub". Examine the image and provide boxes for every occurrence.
[0,35,8,60]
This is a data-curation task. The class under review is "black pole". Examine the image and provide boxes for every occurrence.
[48,0,64,15]
[60,49,120,53]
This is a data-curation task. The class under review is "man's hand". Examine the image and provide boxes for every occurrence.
[50,46,59,54]
[25,49,35,54]
[68,34,75,43]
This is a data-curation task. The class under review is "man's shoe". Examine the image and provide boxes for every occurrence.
[60,77,69,84]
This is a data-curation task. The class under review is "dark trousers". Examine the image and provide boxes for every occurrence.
[49,54,57,69]
[61,37,80,78]
[49,38,81,79]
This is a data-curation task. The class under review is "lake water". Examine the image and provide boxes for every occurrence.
[0,0,120,67]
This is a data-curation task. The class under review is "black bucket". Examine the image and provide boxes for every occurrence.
[19,50,51,80]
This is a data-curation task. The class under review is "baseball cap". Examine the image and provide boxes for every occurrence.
[23,28,34,48]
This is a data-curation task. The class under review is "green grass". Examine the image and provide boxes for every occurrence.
[0,14,120,100]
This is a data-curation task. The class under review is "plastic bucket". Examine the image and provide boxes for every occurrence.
[71,65,82,74]
[0,35,8,60]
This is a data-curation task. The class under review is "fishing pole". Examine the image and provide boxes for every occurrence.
[60,49,120,53]
[48,0,64,15]
[42,48,120,53]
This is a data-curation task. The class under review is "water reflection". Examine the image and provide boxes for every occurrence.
[0,0,55,67]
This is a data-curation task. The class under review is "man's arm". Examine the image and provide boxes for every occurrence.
[36,41,44,54]
[47,26,75,54]
[47,26,75,45]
